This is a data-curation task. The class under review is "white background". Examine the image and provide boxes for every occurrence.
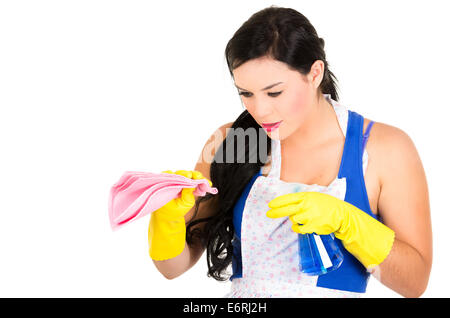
[0,0,449,298]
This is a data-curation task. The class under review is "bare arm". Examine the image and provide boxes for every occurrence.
[369,124,432,297]
[151,221,205,280]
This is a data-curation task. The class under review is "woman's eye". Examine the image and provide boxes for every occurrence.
[239,91,252,98]
[268,91,282,97]
[238,91,282,98]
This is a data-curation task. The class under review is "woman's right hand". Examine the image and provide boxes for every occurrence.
[157,170,212,219]
[148,169,212,261]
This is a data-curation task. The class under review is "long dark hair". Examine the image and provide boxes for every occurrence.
[186,5,340,281]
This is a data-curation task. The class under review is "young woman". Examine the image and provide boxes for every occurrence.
[148,6,432,298]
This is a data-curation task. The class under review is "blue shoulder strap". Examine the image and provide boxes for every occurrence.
[230,170,261,280]
[316,110,375,292]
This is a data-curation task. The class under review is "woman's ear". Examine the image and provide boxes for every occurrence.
[309,59,325,89]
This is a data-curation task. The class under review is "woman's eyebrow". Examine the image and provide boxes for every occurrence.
[234,81,284,92]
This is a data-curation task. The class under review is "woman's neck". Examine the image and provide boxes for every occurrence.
[281,95,342,152]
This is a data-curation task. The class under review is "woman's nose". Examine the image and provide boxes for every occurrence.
[254,101,274,118]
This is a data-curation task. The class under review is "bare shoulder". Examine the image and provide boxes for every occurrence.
[365,119,422,187]
[220,121,234,130]
[366,118,429,225]
[195,121,234,168]
[214,121,234,141]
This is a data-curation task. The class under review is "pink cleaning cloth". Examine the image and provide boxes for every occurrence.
[108,171,218,231]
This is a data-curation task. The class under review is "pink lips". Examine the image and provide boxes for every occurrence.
[261,121,282,132]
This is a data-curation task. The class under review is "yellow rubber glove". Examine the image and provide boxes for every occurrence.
[266,191,395,269]
[148,169,212,261]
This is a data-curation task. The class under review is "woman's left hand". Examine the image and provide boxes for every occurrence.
[266,191,396,269]
[266,191,347,236]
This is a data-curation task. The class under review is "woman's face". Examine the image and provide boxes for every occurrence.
[232,56,324,141]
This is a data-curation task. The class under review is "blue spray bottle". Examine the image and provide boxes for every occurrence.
[292,186,344,275]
